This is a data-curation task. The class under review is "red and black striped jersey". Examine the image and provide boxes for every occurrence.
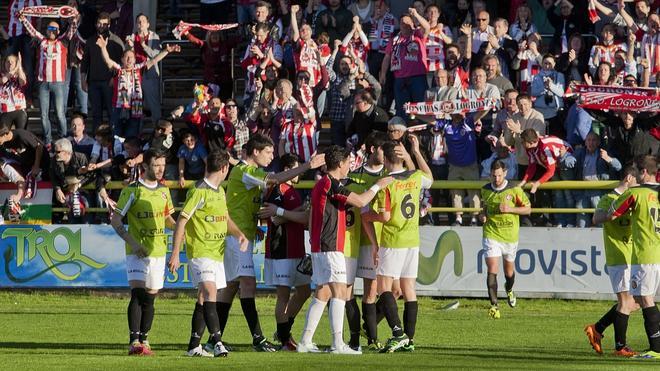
[310,174,351,253]
[264,183,305,259]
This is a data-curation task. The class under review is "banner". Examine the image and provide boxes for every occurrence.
[172,21,239,40]
[415,227,658,300]
[405,98,500,117]
[0,181,52,224]
[19,6,78,18]
[574,84,660,112]
[2,225,655,300]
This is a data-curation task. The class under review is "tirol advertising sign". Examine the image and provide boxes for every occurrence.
[0,225,648,300]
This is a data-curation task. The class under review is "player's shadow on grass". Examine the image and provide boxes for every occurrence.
[0,342,182,351]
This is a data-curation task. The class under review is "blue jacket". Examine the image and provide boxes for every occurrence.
[573,147,621,181]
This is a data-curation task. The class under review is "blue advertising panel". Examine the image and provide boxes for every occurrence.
[0,224,269,289]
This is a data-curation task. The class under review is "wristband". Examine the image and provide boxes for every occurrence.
[276,207,285,217]
[369,184,381,194]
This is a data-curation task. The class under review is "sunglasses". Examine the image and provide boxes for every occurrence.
[47,26,60,32]
[225,104,237,108]
[297,76,310,81]
[477,18,488,21]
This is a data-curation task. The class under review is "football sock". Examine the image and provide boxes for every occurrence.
[216,301,232,338]
[376,302,385,324]
[277,321,290,344]
[287,316,295,336]
[504,273,515,292]
[203,302,222,346]
[301,297,326,344]
[362,302,378,343]
[642,306,660,352]
[345,298,361,347]
[378,291,403,337]
[613,311,629,351]
[403,301,418,341]
[487,273,498,306]
[595,304,617,335]
[188,303,206,350]
[240,298,264,344]
[329,298,346,349]
[139,292,156,343]
[128,288,144,343]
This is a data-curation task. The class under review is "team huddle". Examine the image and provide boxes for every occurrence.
[109,130,659,359]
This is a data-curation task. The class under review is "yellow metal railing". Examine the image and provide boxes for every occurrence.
[50,180,615,214]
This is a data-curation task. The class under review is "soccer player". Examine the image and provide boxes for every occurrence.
[297,145,392,354]
[110,149,175,356]
[168,150,248,357]
[367,136,433,353]
[585,165,639,357]
[256,153,312,351]
[347,131,388,350]
[479,160,531,319]
[217,133,324,352]
[608,155,660,360]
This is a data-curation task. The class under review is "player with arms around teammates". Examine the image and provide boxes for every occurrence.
[217,133,325,352]
[168,150,248,358]
[256,153,313,351]
[345,131,389,350]
[111,149,175,356]
[585,165,640,357]
[298,145,392,354]
[608,155,660,360]
[479,160,531,319]
[365,136,433,353]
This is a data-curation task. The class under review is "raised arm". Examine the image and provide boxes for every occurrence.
[266,153,325,185]
[145,43,180,70]
[409,7,430,37]
[346,176,393,208]
[96,36,120,70]
[18,14,44,41]
[291,4,301,43]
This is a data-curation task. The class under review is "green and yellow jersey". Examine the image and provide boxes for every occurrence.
[348,165,385,248]
[375,169,433,249]
[180,179,229,262]
[610,184,660,265]
[115,179,174,257]
[226,161,269,241]
[596,191,632,266]
[481,182,530,244]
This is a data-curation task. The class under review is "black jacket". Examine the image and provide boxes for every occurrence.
[348,105,389,147]
[81,32,124,82]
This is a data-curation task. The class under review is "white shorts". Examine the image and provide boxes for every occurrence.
[357,245,377,280]
[377,247,419,279]
[607,265,631,294]
[482,238,518,262]
[224,236,255,282]
[126,255,166,290]
[264,258,311,287]
[345,257,357,285]
[311,251,347,285]
[630,264,660,297]
[190,257,227,289]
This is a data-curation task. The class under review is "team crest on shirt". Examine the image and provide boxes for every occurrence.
[506,194,513,201]
[161,191,167,200]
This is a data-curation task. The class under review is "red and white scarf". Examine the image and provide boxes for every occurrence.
[405,98,501,117]
[588,0,600,23]
[368,12,395,53]
[18,5,78,18]
[172,20,238,39]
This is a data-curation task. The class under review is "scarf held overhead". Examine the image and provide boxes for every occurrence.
[405,98,501,117]
[172,20,239,39]
[18,5,78,18]
[574,84,660,112]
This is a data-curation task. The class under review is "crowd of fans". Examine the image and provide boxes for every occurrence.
[0,0,658,227]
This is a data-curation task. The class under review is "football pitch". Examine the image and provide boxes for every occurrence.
[0,292,655,370]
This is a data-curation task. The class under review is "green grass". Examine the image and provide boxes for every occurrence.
[0,292,656,370]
